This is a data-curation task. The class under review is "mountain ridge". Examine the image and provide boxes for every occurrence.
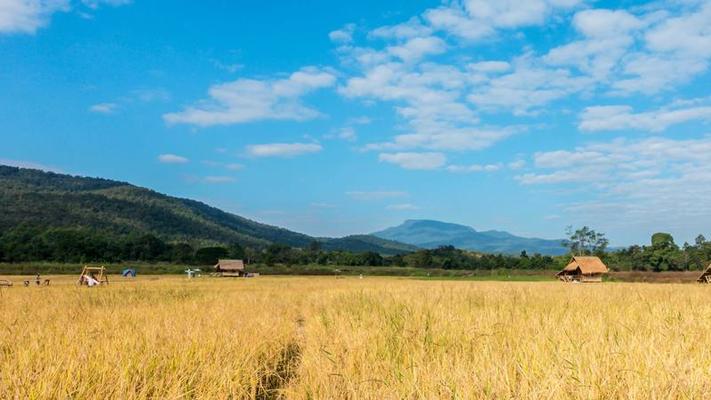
[0,165,416,255]
[373,219,568,255]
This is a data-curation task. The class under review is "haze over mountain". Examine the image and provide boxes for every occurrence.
[0,166,416,255]
[373,220,568,255]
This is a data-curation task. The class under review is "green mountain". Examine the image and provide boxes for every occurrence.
[0,165,416,255]
[373,219,568,255]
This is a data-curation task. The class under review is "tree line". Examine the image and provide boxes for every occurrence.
[0,226,557,269]
[2,225,708,272]
[563,226,711,271]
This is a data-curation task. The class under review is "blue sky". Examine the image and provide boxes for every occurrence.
[2,0,711,246]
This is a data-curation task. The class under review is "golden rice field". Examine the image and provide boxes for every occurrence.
[2,275,711,399]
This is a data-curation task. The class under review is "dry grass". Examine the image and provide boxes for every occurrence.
[1,275,711,399]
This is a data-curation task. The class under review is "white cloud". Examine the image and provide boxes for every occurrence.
[611,52,708,94]
[544,9,646,81]
[518,135,711,233]
[164,67,336,127]
[88,102,117,114]
[572,9,643,38]
[157,154,189,164]
[469,61,511,73]
[337,127,357,141]
[387,203,420,211]
[608,3,711,95]
[341,61,514,151]
[379,152,446,170]
[385,36,446,63]
[365,126,513,152]
[0,0,130,34]
[579,103,711,132]
[329,23,355,43]
[346,190,408,200]
[370,17,432,40]
[0,0,69,34]
[645,2,711,58]
[508,159,526,170]
[469,55,593,115]
[246,142,322,158]
[446,163,502,173]
[519,136,711,186]
[81,0,131,9]
[424,0,582,41]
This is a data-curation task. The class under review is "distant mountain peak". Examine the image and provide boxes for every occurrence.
[373,219,567,255]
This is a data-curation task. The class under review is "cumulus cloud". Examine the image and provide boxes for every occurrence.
[579,103,711,132]
[611,3,711,94]
[0,0,69,34]
[518,136,711,188]
[329,23,355,43]
[157,154,189,164]
[379,152,446,170]
[469,54,593,115]
[446,163,502,173]
[370,17,432,40]
[424,0,582,41]
[517,135,711,233]
[385,36,447,63]
[81,0,131,9]
[246,142,322,158]
[88,102,118,114]
[341,60,514,151]
[544,9,646,81]
[164,67,336,127]
[0,0,131,34]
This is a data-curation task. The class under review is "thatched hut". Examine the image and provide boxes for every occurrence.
[697,264,711,283]
[214,259,245,277]
[556,256,608,283]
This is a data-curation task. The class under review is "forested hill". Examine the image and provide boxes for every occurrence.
[0,166,416,255]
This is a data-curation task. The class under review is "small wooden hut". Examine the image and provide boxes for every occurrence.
[556,256,608,283]
[214,259,246,277]
[697,264,711,283]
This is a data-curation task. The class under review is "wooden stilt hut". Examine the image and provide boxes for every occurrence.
[556,256,608,283]
[214,259,246,277]
[697,264,711,283]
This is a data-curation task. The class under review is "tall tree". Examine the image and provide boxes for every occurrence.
[563,226,609,256]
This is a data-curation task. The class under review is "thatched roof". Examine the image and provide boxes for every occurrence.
[214,259,245,272]
[697,264,711,283]
[557,256,608,275]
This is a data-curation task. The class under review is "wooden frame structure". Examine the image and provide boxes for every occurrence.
[556,256,609,283]
[214,259,246,277]
[697,264,711,283]
[78,266,109,286]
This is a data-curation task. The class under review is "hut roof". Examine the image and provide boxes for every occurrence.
[557,256,609,275]
[697,264,711,282]
[214,259,245,271]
